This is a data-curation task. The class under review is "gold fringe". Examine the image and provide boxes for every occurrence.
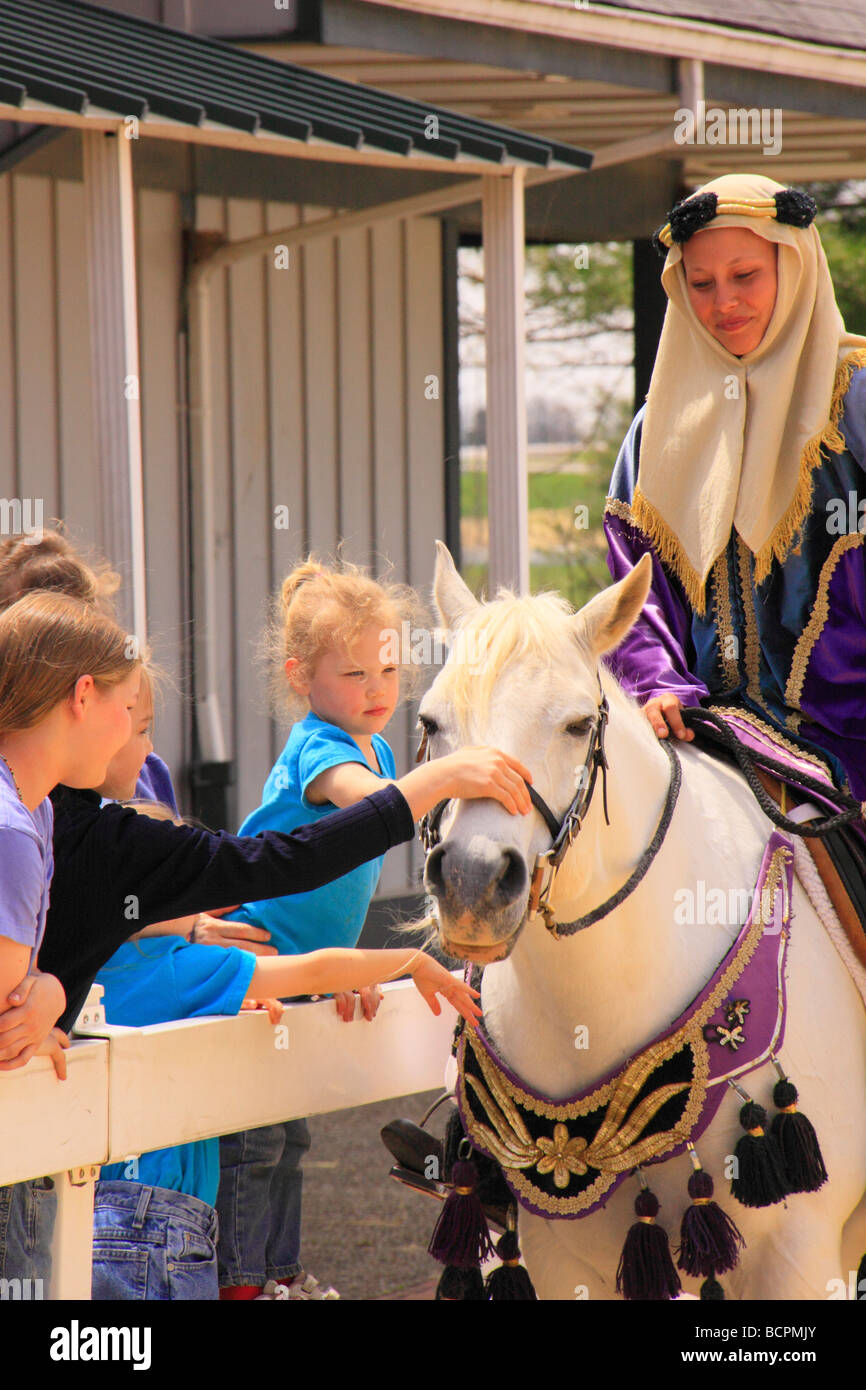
[631,484,710,615]
[632,349,866,605]
[753,348,866,584]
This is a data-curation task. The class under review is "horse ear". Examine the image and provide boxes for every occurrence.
[433,540,481,628]
[573,553,653,658]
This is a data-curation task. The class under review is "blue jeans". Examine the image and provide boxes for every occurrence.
[0,1178,55,1289]
[216,1118,310,1286]
[92,1181,219,1301]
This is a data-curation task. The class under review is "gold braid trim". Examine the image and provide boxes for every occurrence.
[753,348,866,584]
[785,530,865,715]
[705,703,834,777]
[735,536,766,714]
[603,496,636,525]
[631,484,710,615]
[711,549,740,690]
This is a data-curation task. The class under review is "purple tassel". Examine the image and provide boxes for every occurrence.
[435,1266,486,1300]
[428,1157,495,1269]
[616,1187,681,1301]
[731,1102,789,1208]
[771,1079,827,1193]
[700,1276,725,1300]
[678,1168,745,1277]
[485,1229,537,1301]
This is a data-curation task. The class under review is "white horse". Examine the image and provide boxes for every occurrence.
[420,542,866,1300]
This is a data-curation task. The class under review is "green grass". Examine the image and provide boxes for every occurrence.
[461,457,613,518]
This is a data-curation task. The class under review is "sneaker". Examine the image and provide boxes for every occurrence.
[283,1272,340,1300]
[255,1273,340,1300]
[255,1281,290,1300]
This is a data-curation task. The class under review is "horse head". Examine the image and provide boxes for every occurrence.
[420,541,652,963]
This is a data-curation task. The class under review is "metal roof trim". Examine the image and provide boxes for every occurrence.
[0,0,591,171]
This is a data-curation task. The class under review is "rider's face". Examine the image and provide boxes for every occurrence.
[681,227,778,356]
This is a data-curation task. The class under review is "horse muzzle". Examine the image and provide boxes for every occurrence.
[424,837,529,957]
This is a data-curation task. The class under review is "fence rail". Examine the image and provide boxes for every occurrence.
[0,981,454,1299]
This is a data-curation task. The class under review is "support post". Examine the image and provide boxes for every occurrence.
[83,128,147,641]
[50,1167,99,1301]
[482,170,529,595]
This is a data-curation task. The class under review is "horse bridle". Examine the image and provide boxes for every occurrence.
[417,680,616,935]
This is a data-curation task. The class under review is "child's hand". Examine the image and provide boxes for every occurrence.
[0,971,66,1068]
[36,1027,70,1081]
[333,984,382,1023]
[194,916,277,955]
[407,954,482,1028]
[435,748,532,816]
[240,997,284,1025]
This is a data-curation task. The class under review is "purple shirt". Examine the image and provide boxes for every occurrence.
[0,760,54,966]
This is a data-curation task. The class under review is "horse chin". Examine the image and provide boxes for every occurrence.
[442,937,517,965]
[436,908,528,964]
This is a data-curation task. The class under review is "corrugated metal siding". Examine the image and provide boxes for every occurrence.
[0,170,443,897]
[197,193,444,894]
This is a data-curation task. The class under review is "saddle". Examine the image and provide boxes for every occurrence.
[683,703,866,975]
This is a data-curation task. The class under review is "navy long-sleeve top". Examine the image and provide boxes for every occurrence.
[37,784,415,1032]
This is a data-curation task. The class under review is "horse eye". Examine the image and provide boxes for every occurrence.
[418,715,439,736]
[565,717,592,737]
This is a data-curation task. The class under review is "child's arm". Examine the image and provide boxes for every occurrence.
[248,947,481,1026]
[307,747,533,821]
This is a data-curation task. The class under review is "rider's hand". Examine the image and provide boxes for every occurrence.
[643,694,694,741]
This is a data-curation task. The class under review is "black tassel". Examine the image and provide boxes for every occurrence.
[731,1100,789,1208]
[616,1183,681,1301]
[428,1148,495,1269]
[485,1228,537,1301]
[435,1266,486,1300]
[700,1276,725,1300]
[770,1077,828,1194]
[678,1163,745,1277]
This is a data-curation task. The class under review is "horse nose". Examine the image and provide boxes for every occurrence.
[425,841,527,908]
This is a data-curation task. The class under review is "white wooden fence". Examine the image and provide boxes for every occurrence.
[0,981,453,1299]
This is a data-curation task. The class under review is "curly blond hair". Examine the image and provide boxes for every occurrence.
[261,555,428,724]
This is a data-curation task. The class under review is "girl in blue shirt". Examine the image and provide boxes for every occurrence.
[217,558,472,1299]
[92,823,483,1302]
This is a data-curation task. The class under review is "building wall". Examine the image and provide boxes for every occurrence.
[0,171,445,896]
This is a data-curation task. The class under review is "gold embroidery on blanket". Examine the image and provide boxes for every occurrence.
[458,844,792,1216]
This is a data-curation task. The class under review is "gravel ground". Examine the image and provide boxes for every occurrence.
[299,1088,448,1301]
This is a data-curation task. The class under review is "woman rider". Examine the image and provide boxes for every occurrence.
[604,172,866,802]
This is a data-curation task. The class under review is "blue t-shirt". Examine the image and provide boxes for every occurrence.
[232,714,396,955]
[0,760,54,968]
[97,936,255,1205]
